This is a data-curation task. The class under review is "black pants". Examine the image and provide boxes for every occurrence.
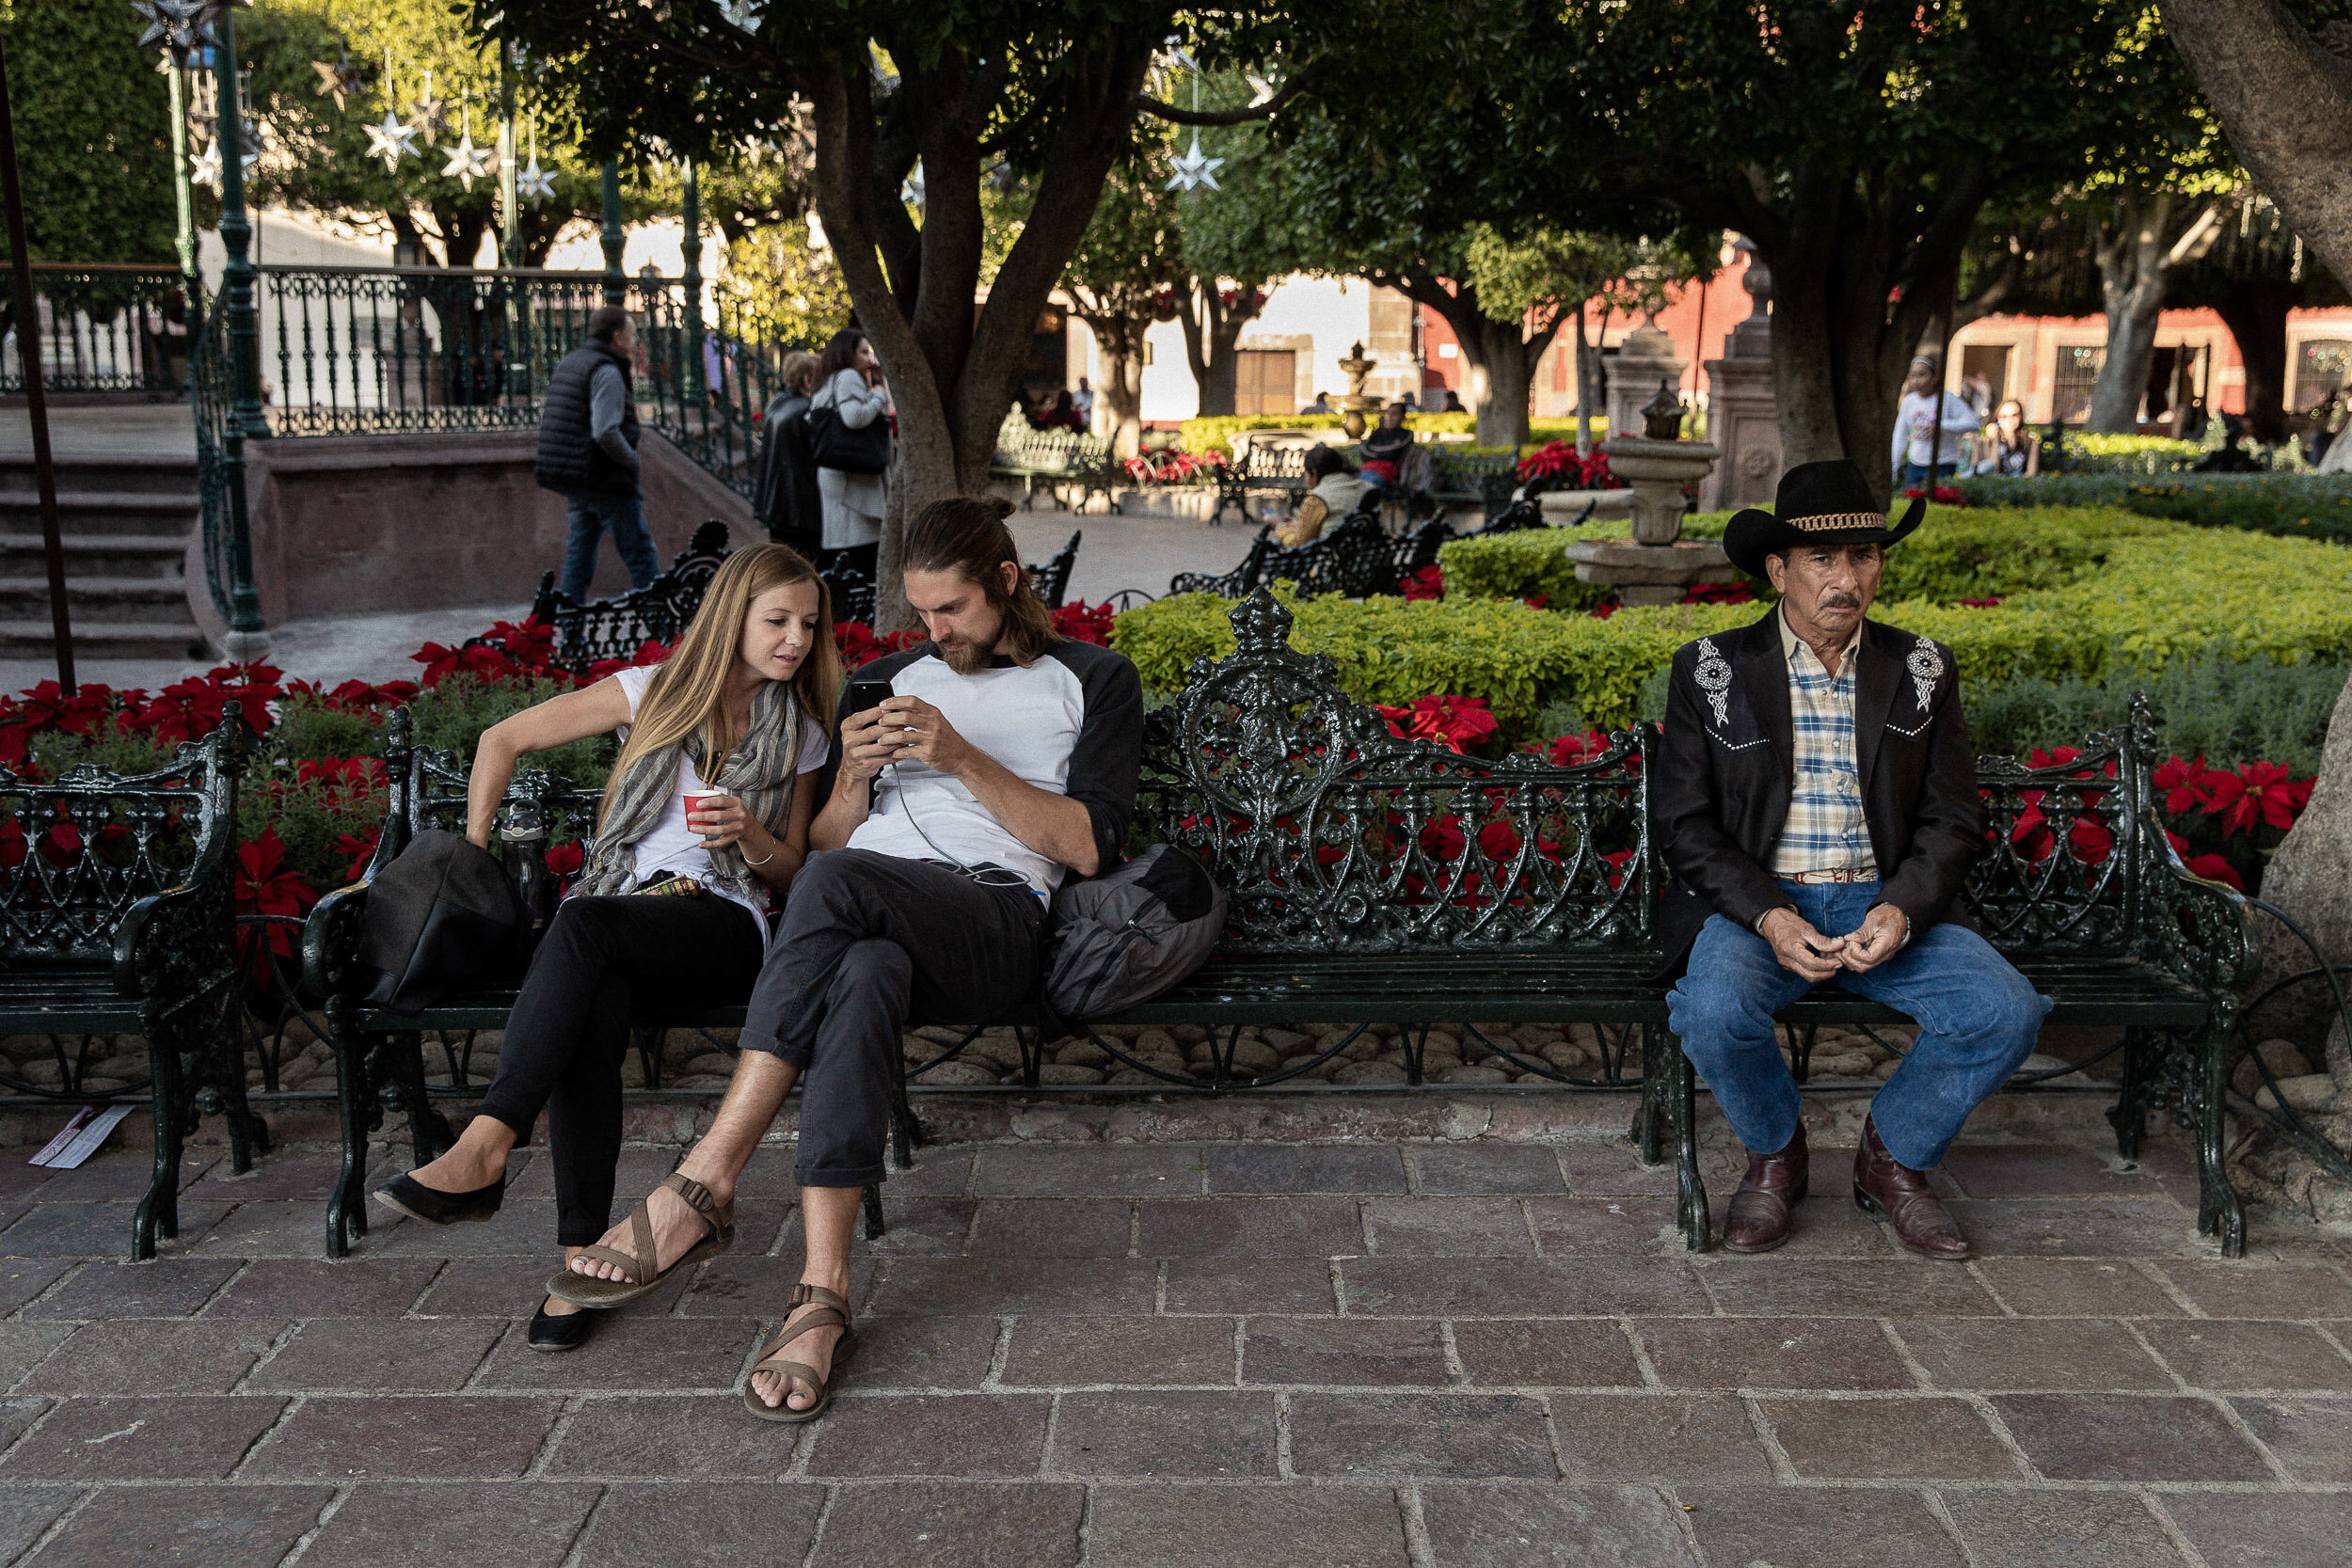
[476,895,765,1244]
[741,849,1045,1188]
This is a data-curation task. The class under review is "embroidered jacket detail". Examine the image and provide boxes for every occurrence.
[1905,638,1945,712]
[1693,638,1734,728]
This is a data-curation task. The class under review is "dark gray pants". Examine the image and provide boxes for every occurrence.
[741,848,1045,1188]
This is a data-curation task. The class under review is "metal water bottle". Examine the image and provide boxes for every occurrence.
[502,808,559,958]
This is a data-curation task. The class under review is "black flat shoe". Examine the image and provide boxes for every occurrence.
[372,1171,506,1226]
[528,1298,595,1353]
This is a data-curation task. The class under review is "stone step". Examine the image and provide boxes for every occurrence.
[0,454,198,498]
[0,575,193,626]
[0,532,184,578]
[0,491,199,537]
[0,618,205,660]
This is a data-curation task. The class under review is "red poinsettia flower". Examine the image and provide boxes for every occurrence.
[2209,760,2313,836]
[1400,564,1446,601]
[235,827,321,985]
[1375,695,1499,755]
[335,830,381,882]
[1418,814,1467,863]
[1683,581,1754,607]
[1600,848,1634,890]
[2153,754,2214,816]
[2166,830,2246,892]
[1052,602,1116,645]
[1590,598,1620,621]
[1543,730,1613,768]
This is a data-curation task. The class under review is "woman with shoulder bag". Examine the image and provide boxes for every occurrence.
[808,328,892,586]
[373,545,840,1353]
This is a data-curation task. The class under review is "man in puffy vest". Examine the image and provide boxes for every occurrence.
[535,307,662,600]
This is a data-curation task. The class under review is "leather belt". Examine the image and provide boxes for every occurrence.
[1783,868,1876,884]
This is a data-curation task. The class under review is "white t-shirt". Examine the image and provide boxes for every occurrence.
[1892,389,1980,470]
[604,664,830,945]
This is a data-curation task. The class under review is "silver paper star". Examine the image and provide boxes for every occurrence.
[132,0,214,56]
[408,85,445,147]
[1164,132,1222,192]
[189,138,252,192]
[721,0,761,33]
[1246,71,1277,105]
[900,163,925,209]
[515,154,554,203]
[311,53,366,111]
[364,108,419,171]
[440,132,493,189]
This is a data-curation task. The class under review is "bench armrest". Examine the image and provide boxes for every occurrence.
[300,881,372,1003]
[2146,829,2263,997]
[113,879,228,999]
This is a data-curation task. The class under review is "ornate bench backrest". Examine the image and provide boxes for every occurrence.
[1140,593,1658,956]
[1028,531,1081,610]
[1963,705,2156,962]
[528,520,733,675]
[0,720,241,963]
[368,708,606,873]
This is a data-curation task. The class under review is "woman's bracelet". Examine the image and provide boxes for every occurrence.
[742,839,775,866]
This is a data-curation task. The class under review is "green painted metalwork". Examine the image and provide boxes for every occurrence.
[599,161,625,305]
[0,264,192,394]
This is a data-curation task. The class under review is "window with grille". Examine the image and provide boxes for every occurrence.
[2051,345,2104,425]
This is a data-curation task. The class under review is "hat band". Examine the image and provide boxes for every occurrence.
[1788,511,1887,532]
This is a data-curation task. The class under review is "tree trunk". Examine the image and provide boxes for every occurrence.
[1177,282,1259,416]
[1377,272,1556,451]
[1070,305,1148,457]
[1573,301,1598,456]
[2086,193,2177,433]
[2159,0,2352,299]
[2212,277,2297,445]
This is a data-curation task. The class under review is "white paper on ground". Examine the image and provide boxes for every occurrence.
[28,1103,134,1169]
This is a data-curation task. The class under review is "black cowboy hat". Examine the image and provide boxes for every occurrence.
[1722,458,1927,579]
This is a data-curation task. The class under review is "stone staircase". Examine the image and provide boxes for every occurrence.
[0,454,208,662]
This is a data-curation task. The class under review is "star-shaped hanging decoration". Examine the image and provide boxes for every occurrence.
[900,163,925,210]
[408,83,446,147]
[1164,132,1222,193]
[1246,71,1277,106]
[514,155,555,203]
[189,138,221,192]
[132,0,215,57]
[311,52,366,112]
[720,0,761,33]
[440,132,494,190]
[364,108,419,171]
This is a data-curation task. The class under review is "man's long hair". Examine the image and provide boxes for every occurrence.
[902,496,1060,668]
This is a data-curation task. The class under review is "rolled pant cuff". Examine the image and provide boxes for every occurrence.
[797,1163,886,1190]
[733,1028,807,1068]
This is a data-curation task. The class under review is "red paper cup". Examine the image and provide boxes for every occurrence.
[684,794,716,816]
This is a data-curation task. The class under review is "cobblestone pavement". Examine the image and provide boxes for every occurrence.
[0,1134,2339,1567]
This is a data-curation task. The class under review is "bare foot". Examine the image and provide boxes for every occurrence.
[566,1177,732,1283]
[750,1296,843,1412]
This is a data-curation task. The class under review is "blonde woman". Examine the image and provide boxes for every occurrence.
[374,544,839,1352]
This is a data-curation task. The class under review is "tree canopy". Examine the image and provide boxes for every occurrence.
[0,0,175,261]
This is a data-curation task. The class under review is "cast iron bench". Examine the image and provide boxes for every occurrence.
[0,720,265,1258]
[521,520,733,676]
[992,429,1120,512]
[1168,507,1452,599]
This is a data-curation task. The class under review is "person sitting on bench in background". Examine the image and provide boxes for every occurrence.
[551,495,1144,1423]
[1275,443,1373,547]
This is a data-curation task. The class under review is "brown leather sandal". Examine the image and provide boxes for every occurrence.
[545,1172,734,1308]
[742,1283,859,1424]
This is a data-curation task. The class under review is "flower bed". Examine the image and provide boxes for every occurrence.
[1956,471,2352,540]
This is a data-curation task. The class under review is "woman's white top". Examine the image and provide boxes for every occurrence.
[813,368,889,546]
[604,663,829,948]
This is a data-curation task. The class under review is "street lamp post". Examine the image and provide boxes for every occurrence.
[211,6,270,661]
[681,155,703,402]
[598,160,624,306]
[166,59,199,351]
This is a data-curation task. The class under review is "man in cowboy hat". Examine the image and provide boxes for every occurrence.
[1651,458,2049,1259]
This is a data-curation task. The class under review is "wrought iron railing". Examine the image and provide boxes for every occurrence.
[0,262,196,395]
[190,299,238,625]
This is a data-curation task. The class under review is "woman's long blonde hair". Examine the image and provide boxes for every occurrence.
[599,543,840,821]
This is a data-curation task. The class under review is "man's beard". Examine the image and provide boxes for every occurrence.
[940,604,1006,675]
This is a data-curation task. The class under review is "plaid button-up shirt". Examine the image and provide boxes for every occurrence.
[1767,607,1878,877]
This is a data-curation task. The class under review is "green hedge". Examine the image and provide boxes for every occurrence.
[1178,413,1597,454]
[1121,506,2352,736]
[1957,471,2352,540]
[2046,432,2207,475]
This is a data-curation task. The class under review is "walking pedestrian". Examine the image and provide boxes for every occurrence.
[535,308,663,602]
[810,329,891,586]
[754,350,824,559]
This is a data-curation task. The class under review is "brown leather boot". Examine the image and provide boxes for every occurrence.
[1852,1116,1969,1259]
[1723,1123,1808,1254]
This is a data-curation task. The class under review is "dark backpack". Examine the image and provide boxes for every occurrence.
[806,401,893,475]
[354,829,525,1015]
[1039,845,1226,1030]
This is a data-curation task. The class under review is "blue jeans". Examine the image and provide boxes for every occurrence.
[558,489,661,601]
[1899,461,1957,489]
[1666,880,2050,1170]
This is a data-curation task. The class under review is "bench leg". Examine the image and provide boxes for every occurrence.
[1660,1025,1712,1252]
[325,1002,375,1259]
[386,1036,453,1166]
[861,1182,886,1241]
[214,990,270,1178]
[133,1027,191,1262]
[2192,1020,2246,1258]
[1632,1026,1668,1164]
[2106,1025,2153,1163]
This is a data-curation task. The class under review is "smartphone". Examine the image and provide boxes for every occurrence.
[842,676,895,721]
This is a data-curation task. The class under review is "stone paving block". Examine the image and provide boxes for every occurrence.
[1522,1197,1686,1257]
[0,1202,231,1259]
[0,1487,76,1565]
[847,1314,1003,1389]
[24,1259,239,1320]
[0,1323,77,1387]
[1550,1392,1775,1481]
[23,1483,331,1568]
[1287,1393,1555,1479]
[1942,1197,2202,1259]
[782,1196,977,1257]
[543,1393,800,1479]
[3,1395,285,1481]
[297,1481,601,1568]
[864,1258,1157,1316]
[475,1316,757,1392]
[1420,1482,1701,1568]
[1989,1393,2273,1481]
[358,1199,565,1257]
[967,1198,1133,1258]
[1206,1144,1408,1194]
[2159,1490,2352,1568]
[30,1152,213,1203]
[1677,1486,1967,1568]
[1048,1389,1277,1477]
[1633,1317,1915,1390]
[1449,1320,1645,1389]
[2229,1395,2352,1481]
[183,1151,347,1203]
[1936,1488,2191,1568]
[1083,1483,1409,1568]
[1003,1315,1233,1387]
[1341,1257,1710,1318]
[187,1201,345,1258]
[0,1259,70,1315]
[1939,1143,2165,1199]
[874,1147,977,1198]
[577,1482,824,1568]
[240,1395,560,1480]
[2137,1319,2352,1390]
[2155,1259,2352,1319]
[1242,1317,1448,1386]
[1557,1146,1681,1197]
[1361,1196,1532,1256]
[1756,1395,2023,1480]
[503,1145,675,1202]
[204,1258,441,1319]
[1136,1197,1363,1259]
[811,1481,1084,1568]
[676,1256,875,1318]
[0,1397,50,1451]
[1161,1258,1337,1316]
[1692,1258,2003,1317]
[246,1318,504,1393]
[1893,1317,2174,1391]
[23,1320,283,1395]
[969,1144,1204,1197]
[803,1392,1053,1477]
[1971,1258,2187,1317]
[1412,1146,1568,1195]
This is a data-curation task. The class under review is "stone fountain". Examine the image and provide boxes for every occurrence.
[1332,341,1378,439]
[1564,384,1738,607]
